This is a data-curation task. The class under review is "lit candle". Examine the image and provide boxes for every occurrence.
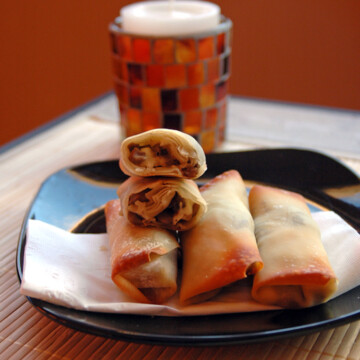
[121,0,220,36]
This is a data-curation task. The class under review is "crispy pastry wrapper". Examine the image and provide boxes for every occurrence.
[117,176,207,231]
[179,170,264,305]
[119,129,207,179]
[105,199,179,304]
[249,185,338,309]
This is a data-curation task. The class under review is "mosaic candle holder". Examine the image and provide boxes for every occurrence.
[109,16,232,153]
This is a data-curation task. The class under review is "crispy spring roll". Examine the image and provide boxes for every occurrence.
[119,129,207,179]
[179,170,263,305]
[249,185,338,308]
[105,199,179,304]
[117,176,207,231]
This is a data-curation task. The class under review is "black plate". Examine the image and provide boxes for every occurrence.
[17,149,360,346]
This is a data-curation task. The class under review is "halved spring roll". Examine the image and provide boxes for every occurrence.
[105,199,179,304]
[119,129,207,179]
[117,176,207,231]
[179,170,263,305]
[249,185,338,308]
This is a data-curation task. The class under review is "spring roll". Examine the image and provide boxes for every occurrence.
[179,170,263,305]
[117,176,207,231]
[119,129,207,179]
[105,199,179,304]
[249,185,338,308]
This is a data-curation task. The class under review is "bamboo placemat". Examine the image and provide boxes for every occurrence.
[1,111,360,359]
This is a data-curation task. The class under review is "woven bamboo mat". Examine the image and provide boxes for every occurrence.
[1,112,360,359]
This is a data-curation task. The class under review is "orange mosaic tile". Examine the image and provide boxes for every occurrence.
[179,88,199,111]
[205,107,218,129]
[198,36,215,60]
[201,130,216,153]
[207,57,220,83]
[116,35,132,60]
[187,63,205,86]
[175,39,197,63]
[126,109,142,136]
[217,32,226,55]
[146,65,165,87]
[142,88,161,112]
[154,39,175,64]
[200,83,215,108]
[143,112,161,131]
[133,38,151,63]
[184,110,202,134]
[165,64,186,88]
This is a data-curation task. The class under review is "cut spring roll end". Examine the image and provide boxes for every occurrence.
[117,176,207,231]
[119,129,207,179]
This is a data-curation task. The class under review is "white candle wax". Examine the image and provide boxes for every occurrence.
[121,1,220,36]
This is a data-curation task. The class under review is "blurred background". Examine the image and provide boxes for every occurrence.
[1,0,359,146]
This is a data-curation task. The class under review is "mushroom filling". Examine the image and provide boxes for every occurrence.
[128,143,198,177]
[128,190,199,228]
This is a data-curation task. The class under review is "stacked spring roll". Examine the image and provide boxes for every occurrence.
[105,129,207,304]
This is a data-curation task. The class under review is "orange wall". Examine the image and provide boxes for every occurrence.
[1,1,360,146]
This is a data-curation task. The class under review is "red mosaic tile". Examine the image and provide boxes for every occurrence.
[217,32,226,55]
[129,87,142,109]
[184,110,202,134]
[207,57,220,83]
[205,107,218,129]
[175,39,196,63]
[143,112,161,131]
[187,63,205,86]
[146,64,165,87]
[179,88,199,111]
[165,64,186,88]
[117,35,132,60]
[128,64,144,86]
[112,57,128,81]
[216,79,228,101]
[154,39,175,64]
[133,38,151,63]
[142,88,161,112]
[198,36,215,60]
[200,83,215,108]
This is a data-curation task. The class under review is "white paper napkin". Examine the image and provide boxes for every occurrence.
[20,211,360,316]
